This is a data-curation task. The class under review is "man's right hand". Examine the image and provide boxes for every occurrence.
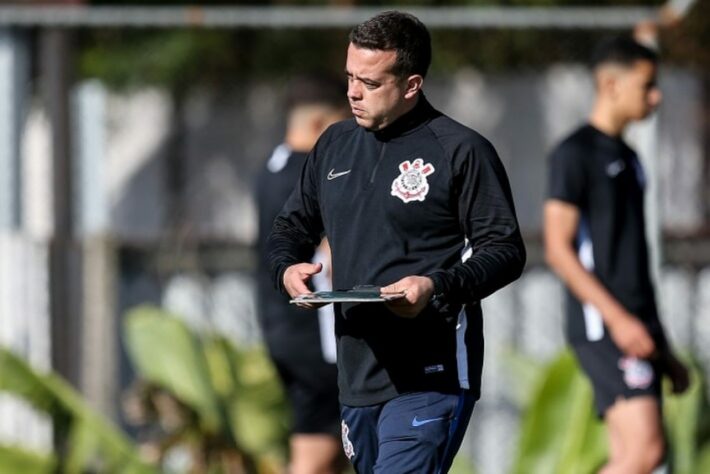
[608,312,656,359]
[283,262,323,309]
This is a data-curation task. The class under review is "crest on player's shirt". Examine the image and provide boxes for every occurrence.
[391,158,436,203]
[341,420,355,459]
[618,356,654,389]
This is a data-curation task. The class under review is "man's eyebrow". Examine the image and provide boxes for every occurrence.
[345,71,381,84]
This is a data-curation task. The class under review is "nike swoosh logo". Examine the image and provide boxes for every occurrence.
[606,160,626,177]
[411,416,448,427]
[327,169,351,180]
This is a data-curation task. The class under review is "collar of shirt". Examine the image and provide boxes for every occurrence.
[373,94,440,142]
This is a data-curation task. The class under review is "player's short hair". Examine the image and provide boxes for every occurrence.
[285,73,346,113]
[349,10,431,78]
[590,36,658,71]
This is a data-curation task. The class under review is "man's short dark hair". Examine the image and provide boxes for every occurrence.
[591,36,659,70]
[284,73,346,112]
[349,11,431,78]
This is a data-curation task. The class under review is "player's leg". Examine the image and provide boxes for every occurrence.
[606,420,624,465]
[290,434,347,474]
[288,357,345,474]
[373,391,475,474]
[340,404,381,473]
[436,391,476,474]
[572,336,663,474]
[600,396,665,474]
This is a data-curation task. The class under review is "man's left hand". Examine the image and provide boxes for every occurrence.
[381,276,434,318]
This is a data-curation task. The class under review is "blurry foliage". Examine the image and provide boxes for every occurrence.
[449,453,479,474]
[0,349,154,473]
[74,0,710,92]
[508,350,607,474]
[79,29,241,92]
[507,349,710,474]
[0,446,56,474]
[0,306,290,473]
[663,360,710,474]
[122,305,289,473]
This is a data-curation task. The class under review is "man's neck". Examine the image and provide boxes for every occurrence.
[285,128,320,153]
[588,101,627,138]
[373,94,421,133]
[395,94,420,122]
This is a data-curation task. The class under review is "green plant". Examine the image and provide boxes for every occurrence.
[122,305,289,473]
[509,350,607,474]
[0,445,56,474]
[0,349,154,473]
[662,359,710,474]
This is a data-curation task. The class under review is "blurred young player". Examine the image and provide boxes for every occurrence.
[544,36,689,474]
[255,74,348,474]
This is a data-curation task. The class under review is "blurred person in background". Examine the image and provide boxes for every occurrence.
[255,74,348,474]
[267,11,525,473]
[544,36,689,474]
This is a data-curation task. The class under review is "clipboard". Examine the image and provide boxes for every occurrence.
[290,287,405,304]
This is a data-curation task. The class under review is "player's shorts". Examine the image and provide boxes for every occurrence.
[340,391,476,474]
[271,351,340,437]
[571,333,662,417]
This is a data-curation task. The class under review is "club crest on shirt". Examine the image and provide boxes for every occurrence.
[618,356,654,389]
[391,158,435,203]
[341,420,355,459]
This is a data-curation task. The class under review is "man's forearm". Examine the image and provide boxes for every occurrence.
[266,219,318,294]
[546,243,630,328]
[429,239,526,304]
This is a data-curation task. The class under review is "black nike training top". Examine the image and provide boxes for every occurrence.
[548,124,662,344]
[267,96,526,406]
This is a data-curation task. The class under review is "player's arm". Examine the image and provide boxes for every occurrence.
[426,140,526,304]
[384,140,526,318]
[543,199,655,358]
[266,142,326,307]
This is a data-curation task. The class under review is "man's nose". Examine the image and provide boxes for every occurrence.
[348,80,362,100]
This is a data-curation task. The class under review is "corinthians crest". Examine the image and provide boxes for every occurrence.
[391,158,436,203]
[341,420,355,459]
[618,356,654,389]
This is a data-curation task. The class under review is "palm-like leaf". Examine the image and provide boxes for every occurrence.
[510,350,607,474]
[0,349,153,473]
[123,305,223,434]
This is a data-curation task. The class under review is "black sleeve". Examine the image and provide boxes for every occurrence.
[428,140,526,304]
[265,145,324,294]
[548,142,586,206]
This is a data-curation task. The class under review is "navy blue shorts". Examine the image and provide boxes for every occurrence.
[340,391,476,474]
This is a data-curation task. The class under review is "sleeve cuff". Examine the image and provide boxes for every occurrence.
[426,270,449,297]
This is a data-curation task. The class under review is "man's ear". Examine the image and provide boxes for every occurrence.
[403,75,424,99]
[595,67,620,99]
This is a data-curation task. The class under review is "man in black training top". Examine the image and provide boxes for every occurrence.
[256,74,348,474]
[544,36,689,474]
[267,11,525,473]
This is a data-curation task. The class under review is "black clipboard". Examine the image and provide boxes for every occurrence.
[290,287,405,304]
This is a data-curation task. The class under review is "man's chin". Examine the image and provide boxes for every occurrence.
[354,116,374,129]
[355,117,385,131]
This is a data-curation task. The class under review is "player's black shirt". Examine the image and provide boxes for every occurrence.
[548,124,660,343]
[255,147,323,360]
[267,96,526,406]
